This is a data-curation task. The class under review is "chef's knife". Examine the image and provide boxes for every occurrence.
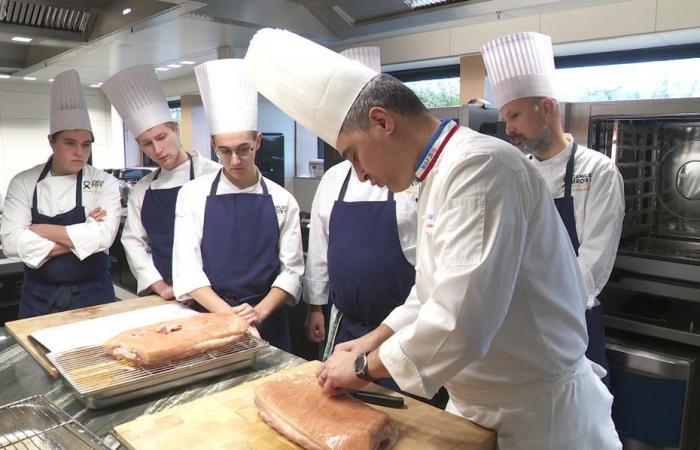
[349,390,405,408]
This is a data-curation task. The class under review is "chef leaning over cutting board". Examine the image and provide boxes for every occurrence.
[172,59,304,352]
[481,32,624,389]
[102,65,220,300]
[0,69,120,319]
[303,47,418,361]
[244,28,621,450]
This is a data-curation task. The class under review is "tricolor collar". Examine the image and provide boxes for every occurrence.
[414,118,459,182]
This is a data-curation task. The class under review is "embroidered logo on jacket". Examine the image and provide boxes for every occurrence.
[564,173,593,192]
[82,179,104,193]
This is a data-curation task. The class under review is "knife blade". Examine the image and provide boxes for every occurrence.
[348,389,405,408]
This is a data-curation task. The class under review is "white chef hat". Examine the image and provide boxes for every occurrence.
[481,32,556,108]
[101,64,172,138]
[194,58,257,135]
[341,46,381,73]
[244,28,378,149]
[50,69,92,135]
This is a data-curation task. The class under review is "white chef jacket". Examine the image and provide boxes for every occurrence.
[1,161,121,268]
[529,137,624,308]
[303,160,418,306]
[121,151,221,294]
[172,169,304,303]
[378,125,620,448]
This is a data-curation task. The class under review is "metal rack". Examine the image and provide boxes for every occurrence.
[49,333,268,409]
[0,395,107,449]
[589,115,700,261]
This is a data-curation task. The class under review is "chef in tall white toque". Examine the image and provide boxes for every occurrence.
[244,28,621,450]
[172,59,304,352]
[481,32,624,388]
[303,47,446,405]
[1,69,120,318]
[102,65,220,299]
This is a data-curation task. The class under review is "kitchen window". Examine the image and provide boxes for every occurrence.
[554,44,700,102]
[391,64,460,108]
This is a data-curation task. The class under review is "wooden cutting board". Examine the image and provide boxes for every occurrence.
[114,361,496,450]
[4,296,168,378]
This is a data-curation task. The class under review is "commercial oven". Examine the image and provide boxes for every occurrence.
[564,98,700,449]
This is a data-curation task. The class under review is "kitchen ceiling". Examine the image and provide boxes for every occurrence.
[0,0,662,86]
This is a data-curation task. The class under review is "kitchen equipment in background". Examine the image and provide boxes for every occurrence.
[564,98,700,345]
[606,334,700,450]
[0,395,108,449]
[256,132,285,187]
[309,158,324,177]
[565,98,700,449]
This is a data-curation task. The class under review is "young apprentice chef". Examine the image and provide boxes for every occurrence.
[481,32,624,388]
[244,29,621,450]
[0,69,120,318]
[172,59,304,351]
[102,65,220,299]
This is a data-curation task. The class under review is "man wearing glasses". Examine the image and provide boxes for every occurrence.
[172,59,304,352]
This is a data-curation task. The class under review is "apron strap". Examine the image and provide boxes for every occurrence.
[32,159,83,213]
[75,168,84,207]
[563,142,578,198]
[209,168,223,196]
[337,168,394,202]
[188,152,195,180]
[337,169,352,201]
[260,175,269,195]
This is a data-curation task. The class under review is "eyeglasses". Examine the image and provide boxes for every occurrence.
[215,144,254,159]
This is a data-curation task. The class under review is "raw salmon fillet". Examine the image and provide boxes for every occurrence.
[104,312,249,366]
[254,373,398,450]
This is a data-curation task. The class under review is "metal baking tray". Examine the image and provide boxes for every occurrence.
[0,395,108,449]
[48,333,268,409]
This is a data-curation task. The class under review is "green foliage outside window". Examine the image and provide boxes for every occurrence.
[405,78,460,107]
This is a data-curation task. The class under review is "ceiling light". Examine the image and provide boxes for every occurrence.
[403,0,464,9]
[49,78,54,82]
[23,77,37,81]
[89,82,103,88]
[155,67,169,72]
[122,8,132,15]
[0,75,10,79]
[180,60,195,65]
[167,64,182,68]
[12,36,32,43]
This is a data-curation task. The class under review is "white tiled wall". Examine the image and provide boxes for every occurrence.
[0,80,121,200]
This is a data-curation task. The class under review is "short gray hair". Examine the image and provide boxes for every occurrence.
[341,74,428,132]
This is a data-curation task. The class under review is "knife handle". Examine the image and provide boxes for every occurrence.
[350,390,405,408]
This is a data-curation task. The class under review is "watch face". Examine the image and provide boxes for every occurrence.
[353,353,366,375]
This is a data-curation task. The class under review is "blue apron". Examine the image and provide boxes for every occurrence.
[20,161,115,319]
[141,153,194,285]
[200,170,291,351]
[328,169,416,393]
[553,142,610,388]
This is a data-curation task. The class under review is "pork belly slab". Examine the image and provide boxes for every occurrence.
[255,373,398,450]
[104,313,249,366]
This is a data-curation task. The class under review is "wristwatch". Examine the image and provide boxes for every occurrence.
[353,352,376,382]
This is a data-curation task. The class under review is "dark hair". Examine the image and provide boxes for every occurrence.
[341,74,428,132]
[50,129,95,143]
[163,121,179,132]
